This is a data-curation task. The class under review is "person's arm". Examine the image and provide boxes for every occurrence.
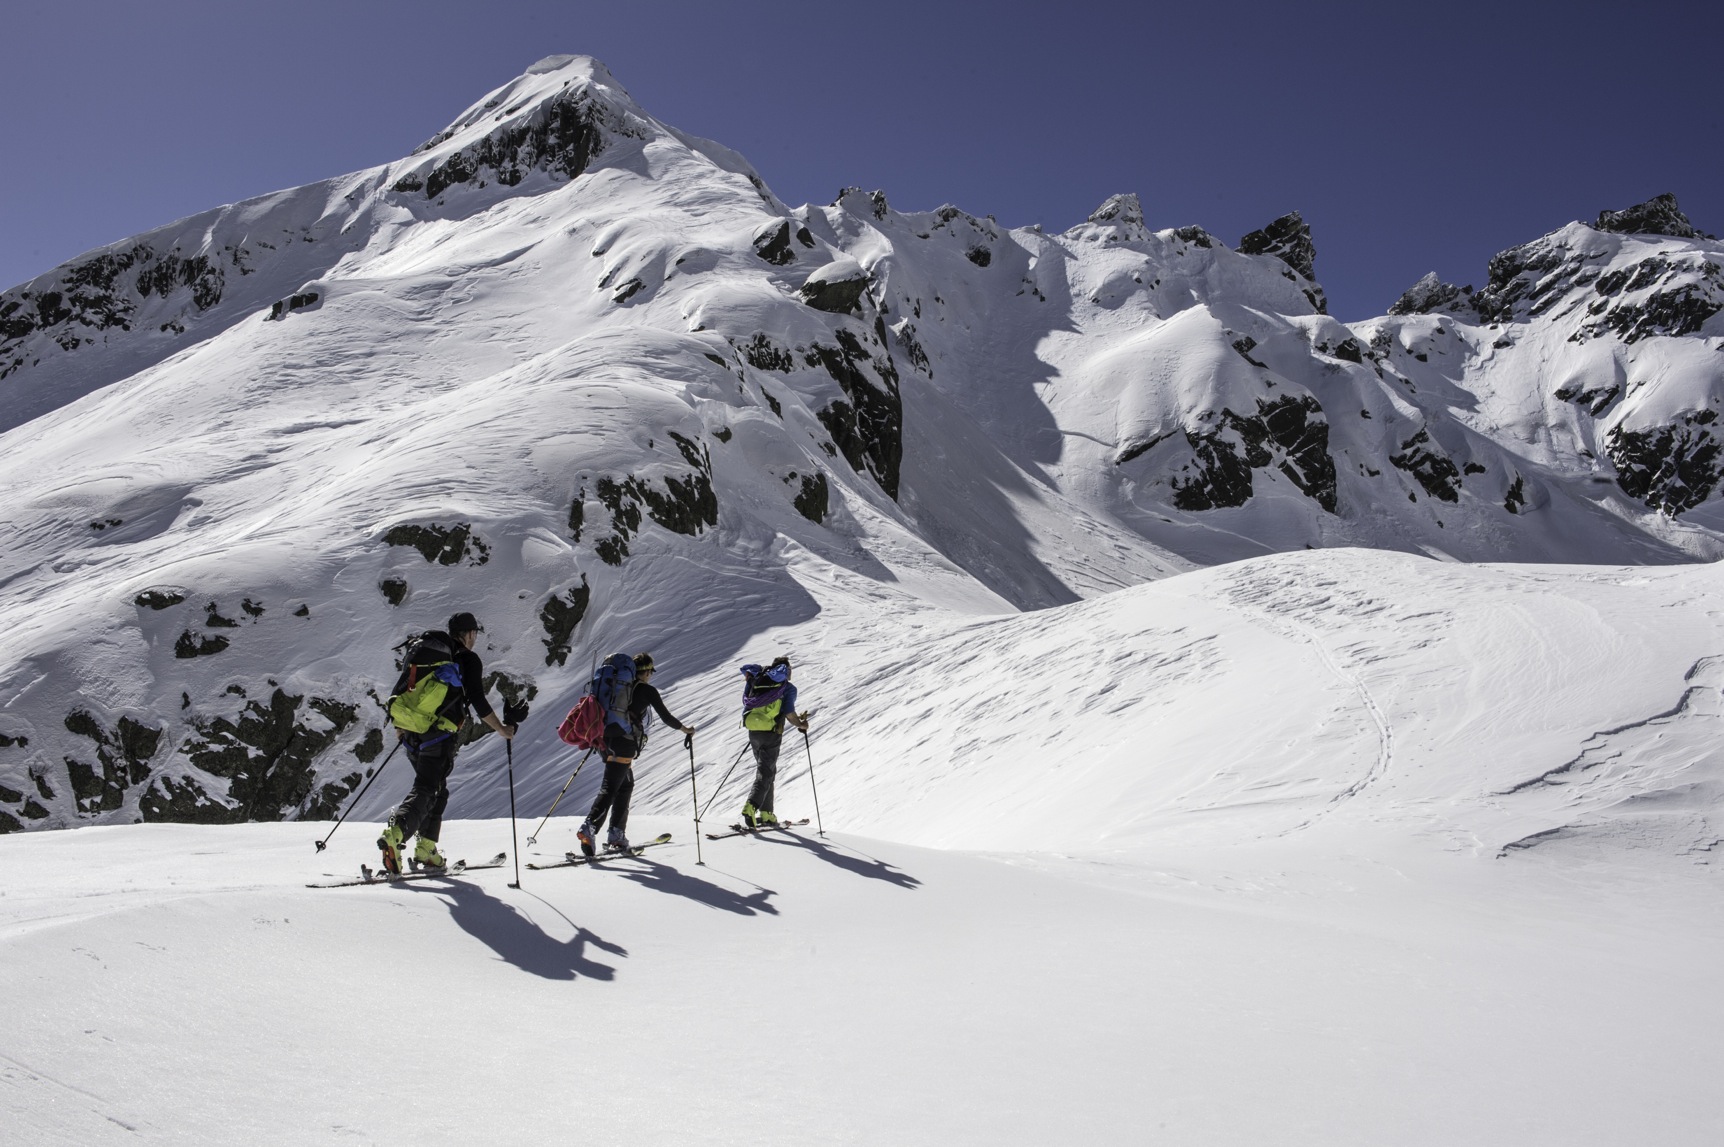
[783,683,809,731]
[460,650,513,739]
[644,684,695,737]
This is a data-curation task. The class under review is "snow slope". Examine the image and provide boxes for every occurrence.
[5,547,1723,1144]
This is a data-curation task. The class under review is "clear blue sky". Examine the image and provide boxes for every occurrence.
[4,0,1719,319]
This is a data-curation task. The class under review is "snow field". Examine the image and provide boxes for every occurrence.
[2,814,1719,1146]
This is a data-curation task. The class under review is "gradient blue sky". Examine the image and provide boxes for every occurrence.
[4,0,1719,319]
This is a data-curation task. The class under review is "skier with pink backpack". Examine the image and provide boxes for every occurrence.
[563,652,695,856]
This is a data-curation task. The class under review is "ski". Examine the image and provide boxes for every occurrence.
[526,832,673,870]
[703,818,810,841]
[307,852,507,889]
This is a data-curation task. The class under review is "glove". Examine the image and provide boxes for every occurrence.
[503,700,530,727]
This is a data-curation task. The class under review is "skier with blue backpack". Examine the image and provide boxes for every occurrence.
[378,612,520,874]
[576,652,695,857]
[739,656,810,828]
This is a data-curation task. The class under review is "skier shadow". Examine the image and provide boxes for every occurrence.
[759,832,921,890]
[398,879,627,982]
[606,855,779,916]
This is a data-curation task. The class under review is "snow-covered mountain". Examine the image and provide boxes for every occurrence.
[1,54,1722,839]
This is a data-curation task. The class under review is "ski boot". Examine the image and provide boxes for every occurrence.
[606,826,630,852]
[377,818,405,875]
[576,820,597,858]
[741,803,759,829]
[755,809,779,827]
[411,837,448,873]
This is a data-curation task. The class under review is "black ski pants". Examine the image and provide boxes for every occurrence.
[585,759,636,832]
[745,731,782,814]
[395,730,458,842]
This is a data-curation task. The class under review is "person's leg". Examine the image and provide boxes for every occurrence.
[744,734,781,819]
[416,743,459,844]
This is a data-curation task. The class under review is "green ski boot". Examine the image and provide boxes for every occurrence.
[377,819,405,875]
[412,837,448,872]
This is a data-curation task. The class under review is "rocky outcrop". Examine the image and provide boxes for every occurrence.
[1573,256,1724,344]
[800,259,870,315]
[1607,414,1724,514]
[384,523,492,566]
[540,576,591,667]
[1595,193,1709,240]
[394,92,609,199]
[792,472,829,523]
[592,433,719,564]
[809,327,902,500]
[1239,211,1316,281]
[176,689,360,821]
[0,243,230,379]
[1167,397,1337,513]
[63,711,161,815]
[1389,272,1479,319]
[1389,428,1463,503]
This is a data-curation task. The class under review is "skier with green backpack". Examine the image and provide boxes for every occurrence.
[378,612,519,874]
[738,656,810,828]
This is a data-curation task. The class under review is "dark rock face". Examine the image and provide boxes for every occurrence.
[1390,272,1479,318]
[378,578,409,606]
[1554,379,1622,416]
[134,589,185,610]
[178,689,359,821]
[1390,428,1463,503]
[1167,396,1337,513]
[1238,211,1317,281]
[800,267,870,314]
[1595,193,1705,239]
[965,246,992,268]
[540,575,591,667]
[809,328,902,500]
[754,221,796,266]
[593,435,719,564]
[1574,256,1724,344]
[397,92,608,199]
[1607,415,1724,514]
[266,292,320,321]
[63,711,161,815]
[0,242,230,379]
[384,523,491,566]
[1504,475,1527,514]
[1089,194,1144,227]
[740,332,794,372]
[792,472,829,523]
[140,774,233,823]
[1472,237,1585,323]
[174,631,230,658]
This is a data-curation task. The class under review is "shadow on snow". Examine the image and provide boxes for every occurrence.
[397,878,627,982]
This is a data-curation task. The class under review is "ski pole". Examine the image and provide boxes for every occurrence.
[802,727,825,837]
[505,738,522,889]
[527,747,593,845]
[686,735,704,866]
[314,740,401,852]
[697,741,751,822]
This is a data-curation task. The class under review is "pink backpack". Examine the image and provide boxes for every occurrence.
[557,693,605,749]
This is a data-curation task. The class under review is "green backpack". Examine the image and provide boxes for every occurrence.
[388,638,466,735]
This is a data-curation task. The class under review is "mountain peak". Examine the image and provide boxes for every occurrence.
[1594,193,1708,240]
[1088,193,1144,228]
[1238,211,1316,281]
[391,55,646,199]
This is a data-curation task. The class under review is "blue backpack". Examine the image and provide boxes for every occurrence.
[592,654,638,729]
